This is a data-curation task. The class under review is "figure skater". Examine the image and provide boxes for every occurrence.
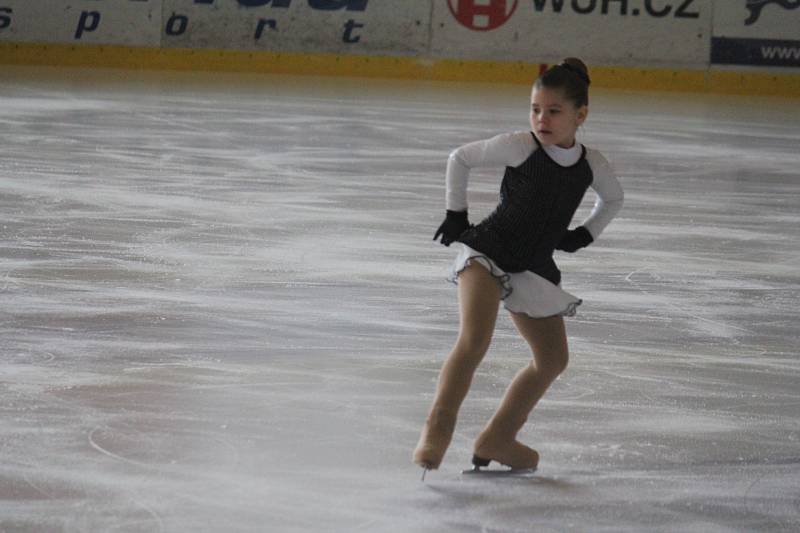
[413,58,624,473]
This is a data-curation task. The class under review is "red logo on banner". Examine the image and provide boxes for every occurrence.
[447,0,519,31]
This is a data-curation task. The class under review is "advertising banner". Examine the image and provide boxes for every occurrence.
[429,0,713,67]
[0,0,162,46]
[712,1,800,67]
[1,0,798,77]
[160,0,429,55]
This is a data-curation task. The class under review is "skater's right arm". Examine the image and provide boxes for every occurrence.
[434,132,532,246]
[445,132,534,212]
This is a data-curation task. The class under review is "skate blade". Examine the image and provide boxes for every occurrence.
[461,466,537,477]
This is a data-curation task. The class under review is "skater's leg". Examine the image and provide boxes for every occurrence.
[413,262,502,469]
[473,313,568,469]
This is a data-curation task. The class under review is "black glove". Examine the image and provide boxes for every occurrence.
[556,226,593,253]
[433,210,470,246]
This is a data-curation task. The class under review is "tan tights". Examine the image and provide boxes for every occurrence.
[412,262,569,470]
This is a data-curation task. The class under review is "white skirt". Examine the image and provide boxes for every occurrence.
[448,244,581,318]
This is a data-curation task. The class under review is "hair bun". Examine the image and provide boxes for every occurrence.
[560,58,591,87]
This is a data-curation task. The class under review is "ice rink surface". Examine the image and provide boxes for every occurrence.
[1,66,799,532]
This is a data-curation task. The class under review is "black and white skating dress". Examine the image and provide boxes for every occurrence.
[445,131,624,318]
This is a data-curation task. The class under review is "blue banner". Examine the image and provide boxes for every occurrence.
[712,37,800,67]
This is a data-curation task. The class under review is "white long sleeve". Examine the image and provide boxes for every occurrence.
[445,132,533,212]
[444,131,624,240]
[582,150,624,239]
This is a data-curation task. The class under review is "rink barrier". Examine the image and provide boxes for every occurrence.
[430,0,712,67]
[2,41,799,97]
[1,1,799,96]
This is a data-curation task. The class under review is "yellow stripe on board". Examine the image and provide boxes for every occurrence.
[1,42,798,97]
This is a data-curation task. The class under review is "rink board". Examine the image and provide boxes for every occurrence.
[429,0,711,67]
[158,0,429,55]
[0,0,162,46]
[1,41,799,97]
[711,2,800,68]
[0,0,798,95]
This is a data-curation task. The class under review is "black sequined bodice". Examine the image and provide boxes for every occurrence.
[456,134,593,285]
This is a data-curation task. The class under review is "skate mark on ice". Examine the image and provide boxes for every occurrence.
[624,268,756,340]
[743,467,800,531]
[87,427,166,531]
[89,421,243,473]
[18,472,57,500]
[89,426,155,469]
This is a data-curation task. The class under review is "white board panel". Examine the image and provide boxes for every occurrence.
[0,0,162,46]
[429,0,713,67]
[160,0,430,56]
[714,1,800,39]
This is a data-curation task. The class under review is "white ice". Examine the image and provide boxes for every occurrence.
[1,66,799,532]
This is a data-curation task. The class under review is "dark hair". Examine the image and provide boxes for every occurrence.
[534,57,591,108]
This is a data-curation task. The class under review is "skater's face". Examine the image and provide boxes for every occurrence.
[530,86,587,149]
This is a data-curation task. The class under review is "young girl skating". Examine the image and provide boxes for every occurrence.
[413,58,624,473]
